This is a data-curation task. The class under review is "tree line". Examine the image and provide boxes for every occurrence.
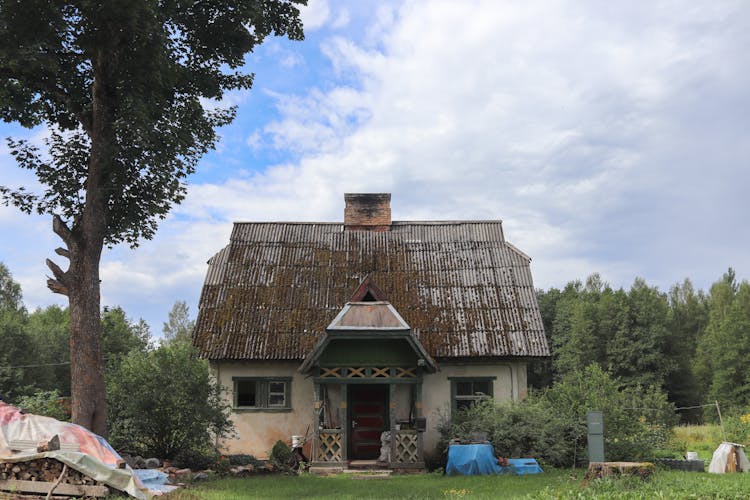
[530,268,750,422]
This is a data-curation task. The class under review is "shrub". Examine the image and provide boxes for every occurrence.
[438,365,677,467]
[542,364,677,463]
[173,446,221,471]
[269,440,292,469]
[15,390,71,421]
[106,341,234,459]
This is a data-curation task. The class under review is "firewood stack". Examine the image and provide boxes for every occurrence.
[0,458,107,491]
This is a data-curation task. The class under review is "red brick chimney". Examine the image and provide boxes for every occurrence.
[344,193,391,231]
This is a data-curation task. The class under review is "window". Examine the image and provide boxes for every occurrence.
[450,377,495,413]
[233,377,291,411]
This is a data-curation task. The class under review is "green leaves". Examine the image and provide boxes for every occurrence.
[0,0,305,247]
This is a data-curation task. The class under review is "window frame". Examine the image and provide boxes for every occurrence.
[449,376,496,414]
[233,377,292,413]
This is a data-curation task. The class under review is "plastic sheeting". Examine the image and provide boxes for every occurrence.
[506,458,543,475]
[708,442,750,473]
[446,444,505,476]
[0,401,155,498]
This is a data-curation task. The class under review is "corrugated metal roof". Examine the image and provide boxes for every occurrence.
[193,221,550,360]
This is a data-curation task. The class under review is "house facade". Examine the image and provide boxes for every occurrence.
[193,193,549,469]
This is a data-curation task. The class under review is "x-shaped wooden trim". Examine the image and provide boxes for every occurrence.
[371,367,390,378]
[347,367,366,378]
[395,367,416,378]
[320,367,341,378]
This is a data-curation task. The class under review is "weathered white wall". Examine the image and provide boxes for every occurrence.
[213,360,527,462]
[420,361,527,462]
[211,361,313,458]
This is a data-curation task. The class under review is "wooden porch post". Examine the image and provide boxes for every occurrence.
[389,383,397,467]
[340,383,348,462]
[313,381,321,462]
[415,381,424,463]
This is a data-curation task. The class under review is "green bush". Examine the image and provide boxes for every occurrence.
[439,399,570,467]
[15,390,71,421]
[173,446,221,471]
[106,341,234,459]
[269,440,292,469]
[438,365,677,467]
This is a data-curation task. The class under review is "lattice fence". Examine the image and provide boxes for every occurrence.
[393,431,420,463]
[317,431,343,462]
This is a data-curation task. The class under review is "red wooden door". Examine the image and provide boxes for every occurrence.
[348,384,388,460]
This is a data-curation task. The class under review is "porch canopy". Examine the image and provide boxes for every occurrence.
[299,301,437,375]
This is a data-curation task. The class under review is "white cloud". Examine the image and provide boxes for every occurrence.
[301,0,330,31]
[2,0,748,334]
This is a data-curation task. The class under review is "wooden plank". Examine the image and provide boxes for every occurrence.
[0,479,108,497]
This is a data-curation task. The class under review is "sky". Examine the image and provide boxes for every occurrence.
[1,0,749,338]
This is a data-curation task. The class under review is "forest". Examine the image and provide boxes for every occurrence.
[1,261,749,423]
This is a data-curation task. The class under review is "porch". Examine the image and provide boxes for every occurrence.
[310,366,427,471]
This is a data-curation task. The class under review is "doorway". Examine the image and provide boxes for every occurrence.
[348,384,389,460]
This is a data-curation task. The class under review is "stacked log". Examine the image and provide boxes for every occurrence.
[0,458,109,497]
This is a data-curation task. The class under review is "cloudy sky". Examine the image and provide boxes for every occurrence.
[1,0,749,337]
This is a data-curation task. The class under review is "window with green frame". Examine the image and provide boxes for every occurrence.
[450,377,495,413]
[233,377,292,411]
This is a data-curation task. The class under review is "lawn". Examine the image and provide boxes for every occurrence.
[162,468,750,499]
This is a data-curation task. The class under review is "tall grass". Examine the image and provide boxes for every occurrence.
[669,424,724,460]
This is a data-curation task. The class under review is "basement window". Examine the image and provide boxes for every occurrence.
[450,377,495,413]
[233,377,292,412]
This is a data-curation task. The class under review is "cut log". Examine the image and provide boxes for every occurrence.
[0,479,108,497]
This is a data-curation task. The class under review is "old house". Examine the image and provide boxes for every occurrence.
[193,193,550,470]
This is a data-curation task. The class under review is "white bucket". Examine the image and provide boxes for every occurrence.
[687,451,699,461]
[292,435,303,448]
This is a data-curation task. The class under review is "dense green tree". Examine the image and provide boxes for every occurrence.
[0,263,32,399]
[0,0,305,435]
[23,305,70,395]
[607,278,672,388]
[694,270,750,411]
[664,279,708,421]
[101,306,152,362]
[162,300,194,345]
[107,341,233,459]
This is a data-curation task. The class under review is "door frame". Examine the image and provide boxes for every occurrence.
[347,383,390,460]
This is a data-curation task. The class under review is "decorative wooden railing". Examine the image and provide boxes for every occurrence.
[319,366,417,379]
[392,430,421,464]
[316,429,344,462]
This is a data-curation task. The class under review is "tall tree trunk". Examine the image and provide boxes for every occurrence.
[68,243,107,436]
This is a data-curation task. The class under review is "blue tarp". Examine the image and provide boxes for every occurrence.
[445,444,544,476]
[506,458,543,475]
[446,444,504,476]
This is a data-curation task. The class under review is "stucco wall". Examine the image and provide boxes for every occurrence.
[211,361,313,458]
[213,360,527,461]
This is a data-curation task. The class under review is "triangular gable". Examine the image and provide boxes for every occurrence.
[328,302,410,330]
[350,275,388,302]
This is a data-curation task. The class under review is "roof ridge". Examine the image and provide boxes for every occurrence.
[231,220,504,225]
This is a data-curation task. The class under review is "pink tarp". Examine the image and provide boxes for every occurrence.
[0,400,153,498]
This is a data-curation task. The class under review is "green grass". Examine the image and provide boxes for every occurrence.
[161,468,750,499]
[161,425,746,499]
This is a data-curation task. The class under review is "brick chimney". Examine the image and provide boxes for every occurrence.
[344,193,391,231]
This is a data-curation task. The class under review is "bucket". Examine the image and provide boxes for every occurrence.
[686,451,699,461]
[292,435,303,448]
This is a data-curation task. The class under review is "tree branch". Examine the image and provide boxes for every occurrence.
[52,215,75,249]
[45,258,67,282]
[46,277,69,296]
[54,247,70,258]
